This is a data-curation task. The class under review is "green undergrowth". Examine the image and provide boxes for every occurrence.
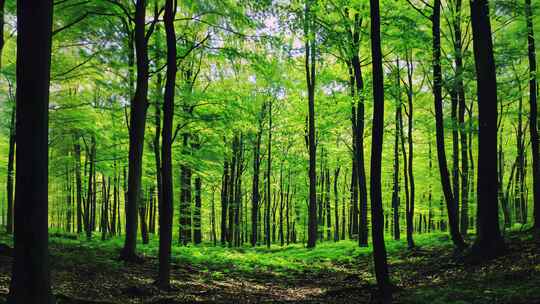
[2,230,453,279]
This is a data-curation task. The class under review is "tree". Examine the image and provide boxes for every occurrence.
[121,0,159,261]
[369,0,392,300]
[156,0,176,289]
[524,0,540,235]
[8,0,54,302]
[432,0,466,249]
[469,0,505,258]
[305,0,318,249]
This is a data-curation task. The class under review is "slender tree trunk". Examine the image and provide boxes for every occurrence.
[369,0,392,300]
[470,0,505,258]
[392,98,400,241]
[251,106,263,246]
[453,0,470,236]
[405,52,416,247]
[305,0,318,248]
[433,0,466,249]
[122,0,151,261]
[334,167,340,242]
[220,161,229,245]
[194,175,202,244]
[157,0,176,287]
[8,0,54,301]
[525,0,540,234]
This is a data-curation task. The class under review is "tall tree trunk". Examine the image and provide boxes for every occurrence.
[122,0,151,261]
[305,0,318,248]
[251,105,263,246]
[154,72,163,234]
[266,101,273,248]
[74,137,83,234]
[334,167,340,242]
[157,0,176,287]
[220,161,229,245]
[433,0,466,249]
[392,96,400,241]
[453,0,470,236]
[470,0,505,258]
[405,51,416,247]
[8,0,54,301]
[369,0,392,300]
[194,172,202,244]
[525,0,540,234]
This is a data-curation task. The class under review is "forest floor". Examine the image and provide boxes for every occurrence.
[0,231,538,304]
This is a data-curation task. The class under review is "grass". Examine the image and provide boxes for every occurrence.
[1,230,538,303]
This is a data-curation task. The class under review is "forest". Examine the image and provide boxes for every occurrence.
[0,0,539,303]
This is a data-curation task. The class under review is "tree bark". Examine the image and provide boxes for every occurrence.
[8,0,54,302]
[305,0,318,249]
[470,0,505,258]
[369,0,392,300]
[525,0,540,234]
[433,0,466,249]
[121,0,152,261]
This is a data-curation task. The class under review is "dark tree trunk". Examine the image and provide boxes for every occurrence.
[139,193,149,245]
[74,138,83,234]
[211,188,217,246]
[433,0,466,249]
[111,163,118,236]
[6,106,15,234]
[154,72,163,235]
[279,161,285,246]
[251,105,263,246]
[334,167,340,242]
[453,0,470,236]
[470,0,505,258]
[392,97,400,241]
[305,0,318,248]
[369,0,392,300]
[8,0,54,302]
[157,0,176,287]
[525,0,540,234]
[121,0,151,261]
[221,161,229,245]
[266,101,273,248]
[325,168,331,241]
[405,52,416,245]
[101,176,110,241]
[194,174,202,244]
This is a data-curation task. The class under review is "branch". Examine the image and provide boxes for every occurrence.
[52,12,89,36]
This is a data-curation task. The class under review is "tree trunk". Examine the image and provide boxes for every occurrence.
[433,0,466,249]
[369,0,392,300]
[525,0,540,234]
[453,0,470,236]
[251,105,263,246]
[157,0,176,287]
[392,97,400,241]
[8,0,54,302]
[470,0,505,258]
[121,0,151,261]
[220,161,229,245]
[305,0,318,248]
[334,167,340,242]
[405,51,416,247]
